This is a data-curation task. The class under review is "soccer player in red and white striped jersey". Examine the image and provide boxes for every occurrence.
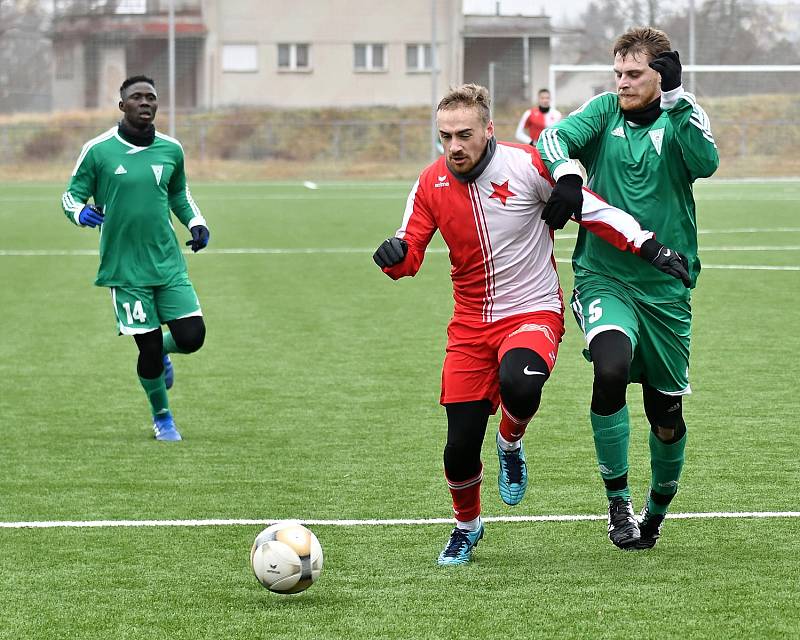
[514,88,562,145]
[372,84,689,566]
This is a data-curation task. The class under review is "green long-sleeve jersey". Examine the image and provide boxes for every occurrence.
[538,88,719,301]
[62,126,206,287]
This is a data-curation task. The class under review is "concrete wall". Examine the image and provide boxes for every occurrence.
[202,0,462,108]
[97,46,127,110]
[52,42,87,112]
[530,37,550,102]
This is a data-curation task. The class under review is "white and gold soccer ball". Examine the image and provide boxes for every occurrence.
[250,521,323,594]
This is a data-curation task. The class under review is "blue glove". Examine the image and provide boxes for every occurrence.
[186,225,210,252]
[78,204,104,227]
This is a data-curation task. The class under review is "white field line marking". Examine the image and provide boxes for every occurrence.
[7,194,800,204]
[6,177,799,189]
[2,512,799,529]
[695,246,800,251]
[1,247,798,270]
[553,227,800,240]
[6,192,800,202]
[9,246,796,256]
[0,194,405,202]
[705,177,800,184]
[695,264,800,270]
[554,246,800,252]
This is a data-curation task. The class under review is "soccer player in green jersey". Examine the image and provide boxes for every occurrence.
[61,75,210,442]
[537,27,719,549]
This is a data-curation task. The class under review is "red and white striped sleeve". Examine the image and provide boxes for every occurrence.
[577,188,654,255]
[382,177,438,280]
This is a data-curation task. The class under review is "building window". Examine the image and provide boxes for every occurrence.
[354,43,386,72]
[406,44,432,72]
[114,0,146,14]
[222,44,258,73]
[278,43,311,71]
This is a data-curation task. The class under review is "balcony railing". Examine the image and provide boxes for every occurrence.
[53,0,202,18]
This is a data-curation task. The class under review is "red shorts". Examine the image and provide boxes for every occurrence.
[440,310,565,412]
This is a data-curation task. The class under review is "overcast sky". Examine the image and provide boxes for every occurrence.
[462,0,795,25]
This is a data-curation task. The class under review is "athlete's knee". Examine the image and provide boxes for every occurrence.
[590,331,632,391]
[652,423,685,443]
[498,348,549,419]
[169,317,206,353]
[642,384,686,444]
[134,329,164,378]
[643,386,686,443]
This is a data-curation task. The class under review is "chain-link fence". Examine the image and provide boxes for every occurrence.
[2,0,799,178]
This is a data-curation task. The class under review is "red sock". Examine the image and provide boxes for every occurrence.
[446,465,482,523]
[498,404,530,443]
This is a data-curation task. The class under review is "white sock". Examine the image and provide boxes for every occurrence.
[456,516,482,532]
[497,431,521,452]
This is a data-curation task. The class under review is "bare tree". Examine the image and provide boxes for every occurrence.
[558,0,800,96]
[662,0,800,95]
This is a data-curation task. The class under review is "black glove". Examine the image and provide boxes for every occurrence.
[186,225,210,252]
[373,237,407,268]
[640,238,691,288]
[649,51,682,92]
[541,174,583,230]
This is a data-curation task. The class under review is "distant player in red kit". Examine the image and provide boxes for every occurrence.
[515,88,562,144]
[373,84,691,566]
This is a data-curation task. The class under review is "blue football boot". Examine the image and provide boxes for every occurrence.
[437,523,484,566]
[496,433,528,506]
[163,355,174,390]
[153,411,182,441]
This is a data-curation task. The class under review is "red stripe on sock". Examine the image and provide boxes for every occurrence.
[446,466,483,523]
[499,405,530,442]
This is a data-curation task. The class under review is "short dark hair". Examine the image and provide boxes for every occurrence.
[537,88,550,95]
[613,27,671,61]
[120,75,156,98]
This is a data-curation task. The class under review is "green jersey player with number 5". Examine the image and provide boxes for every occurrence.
[538,27,719,549]
[61,75,210,442]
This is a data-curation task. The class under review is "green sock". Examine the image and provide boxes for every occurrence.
[591,406,631,499]
[162,330,189,355]
[647,430,687,515]
[139,373,169,417]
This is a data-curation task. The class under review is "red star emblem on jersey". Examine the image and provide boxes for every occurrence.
[489,179,516,206]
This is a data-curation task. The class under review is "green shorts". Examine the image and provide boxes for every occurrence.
[110,277,202,335]
[570,276,692,395]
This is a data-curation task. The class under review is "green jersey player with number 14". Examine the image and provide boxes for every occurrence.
[61,75,210,442]
[538,27,719,549]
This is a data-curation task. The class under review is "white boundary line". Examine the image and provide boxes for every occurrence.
[4,178,800,188]
[1,248,797,270]
[2,512,799,529]
[554,227,800,240]
[4,192,799,202]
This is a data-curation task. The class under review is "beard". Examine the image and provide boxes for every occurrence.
[618,93,650,111]
[618,83,660,111]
